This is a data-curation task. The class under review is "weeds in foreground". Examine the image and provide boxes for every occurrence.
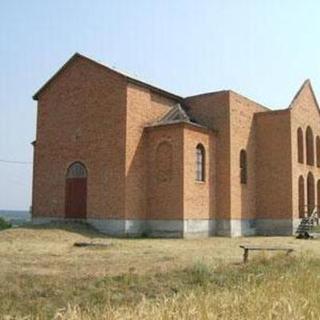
[1,254,320,319]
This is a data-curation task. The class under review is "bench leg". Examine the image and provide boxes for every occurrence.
[243,249,249,263]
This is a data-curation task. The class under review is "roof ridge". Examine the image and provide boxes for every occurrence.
[288,79,320,114]
[33,52,183,101]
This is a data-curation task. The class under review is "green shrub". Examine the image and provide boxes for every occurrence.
[0,217,12,230]
[187,261,213,286]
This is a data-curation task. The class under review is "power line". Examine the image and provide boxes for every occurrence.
[0,159,32,165]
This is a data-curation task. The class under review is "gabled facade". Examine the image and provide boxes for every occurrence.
[32,53,320,237]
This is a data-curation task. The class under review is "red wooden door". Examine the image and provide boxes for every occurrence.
[65,162,87,219]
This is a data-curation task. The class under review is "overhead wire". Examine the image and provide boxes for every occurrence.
[0,159,32,164]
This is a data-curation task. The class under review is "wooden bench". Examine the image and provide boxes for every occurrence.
[239,245,294,263]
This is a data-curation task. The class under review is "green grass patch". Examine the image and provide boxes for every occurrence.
[0,217,11,230]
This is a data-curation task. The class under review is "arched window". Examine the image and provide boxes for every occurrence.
[196,144,205,182]
[306,127,314,166]
[316,136,320,168]
[66,162,87,179]
[240,149,247,184]
[307,172,315,215]
[297,128,304,163]
[298,176,305,218]
[156,141,173,182]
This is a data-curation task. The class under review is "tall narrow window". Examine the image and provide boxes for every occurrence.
[297,128,304,163]
[240,149,247,184]
[306,127,314,166]
[307,172,315,215]
[317,180,320,213]
[298,176,305,218]
[316,136,320,167]
[196,144,205,181]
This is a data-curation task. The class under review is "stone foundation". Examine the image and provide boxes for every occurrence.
[32,217,300,237]
[254,219,300,236]
[215,219,256,237]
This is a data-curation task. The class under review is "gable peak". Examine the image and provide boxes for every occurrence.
[288,79,319,110]
[156,103,191,124]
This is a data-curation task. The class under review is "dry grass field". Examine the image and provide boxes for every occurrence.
[1,223,320,319]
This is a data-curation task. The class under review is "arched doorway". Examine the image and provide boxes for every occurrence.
[298,176,305,218]
[307,172,315,215]
[65,162,87,219]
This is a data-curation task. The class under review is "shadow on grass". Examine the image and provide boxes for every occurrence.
[16,222,181,241]
[18,221,107,239]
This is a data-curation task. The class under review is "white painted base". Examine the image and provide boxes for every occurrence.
[214,219,256,237]
[31,217,301,237]
[32,217,213,237]
[184,219,215,237]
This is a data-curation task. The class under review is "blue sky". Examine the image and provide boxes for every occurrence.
[1,0,320,210]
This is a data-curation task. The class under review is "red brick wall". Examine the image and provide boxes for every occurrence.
[291,82,320,218]
[146,124,184,219]
[255,111,292,219]
[185,92,231,220]
[183,125,215,219]
[125,83,178,219]
[33,54,320,230]
[229,92,267,220]
[33,56,127,219]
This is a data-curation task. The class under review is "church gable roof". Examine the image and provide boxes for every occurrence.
[33,53,182,101]
[157,103,191,124]
[288,79,320,112]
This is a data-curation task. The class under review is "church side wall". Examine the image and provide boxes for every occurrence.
[184,92,231,234]
[125,83,177,222]
[32,57,127,222]
[182,126,216,237]
[291,84,320,225]
[255,111,293,235]
[228,92,267,236]
[145,124,184,237]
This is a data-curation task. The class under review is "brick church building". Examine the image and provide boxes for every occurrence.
[32,53,320,237]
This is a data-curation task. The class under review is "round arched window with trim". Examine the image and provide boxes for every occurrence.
[66,162,87,179]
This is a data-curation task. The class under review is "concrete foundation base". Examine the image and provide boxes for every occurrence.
[88,219,215,238]
[32,217,301,237]
[214,219,256,237]
[254,219,300,236]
